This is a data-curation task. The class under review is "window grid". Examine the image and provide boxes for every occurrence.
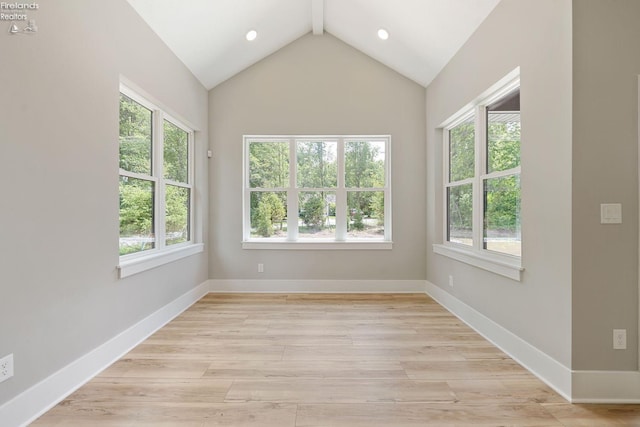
[443,80,520,259]
[119,84,195,258]
[244,136,390,243]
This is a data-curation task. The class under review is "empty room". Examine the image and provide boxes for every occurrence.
[1,0,640,425]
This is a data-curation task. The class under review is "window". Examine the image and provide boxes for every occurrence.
[118,83,198,276]
[243,136,391,249]
[435,71,522,280]
[484,92,521,256]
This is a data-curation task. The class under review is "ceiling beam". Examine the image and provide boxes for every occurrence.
[312,0,324,35]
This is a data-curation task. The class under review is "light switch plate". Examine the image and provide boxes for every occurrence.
[601,203,622,224]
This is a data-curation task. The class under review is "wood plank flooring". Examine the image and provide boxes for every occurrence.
[32,293,640,426]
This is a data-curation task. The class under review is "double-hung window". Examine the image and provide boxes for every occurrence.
[243,135,391,249]
[436,72,522,280]
[118,83,199,276]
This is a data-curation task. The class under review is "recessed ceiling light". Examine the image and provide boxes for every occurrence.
[377,28,389,40]
[246,30,257,41]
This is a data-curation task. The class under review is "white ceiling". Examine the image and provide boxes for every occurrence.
[126,0,501,90]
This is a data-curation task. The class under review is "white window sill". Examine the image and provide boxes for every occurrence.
[242,240,393,250]
[433,243,523,281]
[118,243,204,279]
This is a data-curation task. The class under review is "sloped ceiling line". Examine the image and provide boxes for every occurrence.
[127,0,501,89]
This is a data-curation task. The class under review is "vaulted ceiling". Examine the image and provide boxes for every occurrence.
[126,0,501,90]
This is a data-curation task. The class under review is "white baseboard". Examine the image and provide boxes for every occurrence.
[3,277,637,427]
[208,279,427,293]
[425,280,573,401]
[0,281,210,427]
[425,281,640,403]
[571,370,640,403]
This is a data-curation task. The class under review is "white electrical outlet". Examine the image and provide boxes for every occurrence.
[613,329,627,350]
[0,354,14,383]
[448,275,454,287]
[258,263,264,273]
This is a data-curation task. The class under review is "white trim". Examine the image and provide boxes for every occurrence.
[119,82,198,267]
[424,280,572,401]
[0,281,209,427]
[243,135,391,245]
[118,169,157,182]
[637,74,640,370]
[118,243,204,278]
[336,140,347,240]
[473,105,484,249]
[154,101,167,251]
[438,67,521,129]
[445,177,474,188]
[209,279,425,293]
[482,166,521,181]
[119,76,199,132]
[440,69,522,262]
[433,243,523,281]
[571,370,640,403]
[242,241,392,250]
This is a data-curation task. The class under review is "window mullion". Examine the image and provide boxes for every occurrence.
[287,139,298,241]
[188,131,195,243]
[119,169,157,182]
[473,105,486,251]
[155,111,166,250]
[443,129,450,244]
[164,179,193,189]
[336,138,346,241]
[481,166,521,181]
[446,177,474,188]
[384,136,391,242]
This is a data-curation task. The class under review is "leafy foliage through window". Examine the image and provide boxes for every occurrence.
[445,87,521,257]
[244,136,390,243]
[119,87,193,256]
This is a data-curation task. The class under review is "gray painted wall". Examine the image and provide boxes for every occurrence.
[0,0,209,406]
[2,0,638,414]
[572,0,639,370]
[426,0,573,367]
[209,34,426,281]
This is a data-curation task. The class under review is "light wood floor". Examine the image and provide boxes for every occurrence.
[33,294,640,426]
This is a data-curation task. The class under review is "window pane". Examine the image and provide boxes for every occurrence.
[487,90,520,173]
[119,176,155,255]
[484,175,521,256]
[249,142,289,188]
[298,192,335,238]
[166,185,190,246]
[119,94,152,175]
[447,184,473,246]
[347,191,384,239]
[449,117,475,182]
[345,141,385,188]
[250,191,287,238]
[164,120,189,183]
[296,141,337,188]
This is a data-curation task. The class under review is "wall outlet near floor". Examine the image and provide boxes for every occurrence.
[258,263,264,273]
[0,354,14,383]
[613,329,627,350]
[448,275,454,287]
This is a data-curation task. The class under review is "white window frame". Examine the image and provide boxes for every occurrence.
[242,135,392,250]
[433,69,523,281]
[118,82,202,278]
